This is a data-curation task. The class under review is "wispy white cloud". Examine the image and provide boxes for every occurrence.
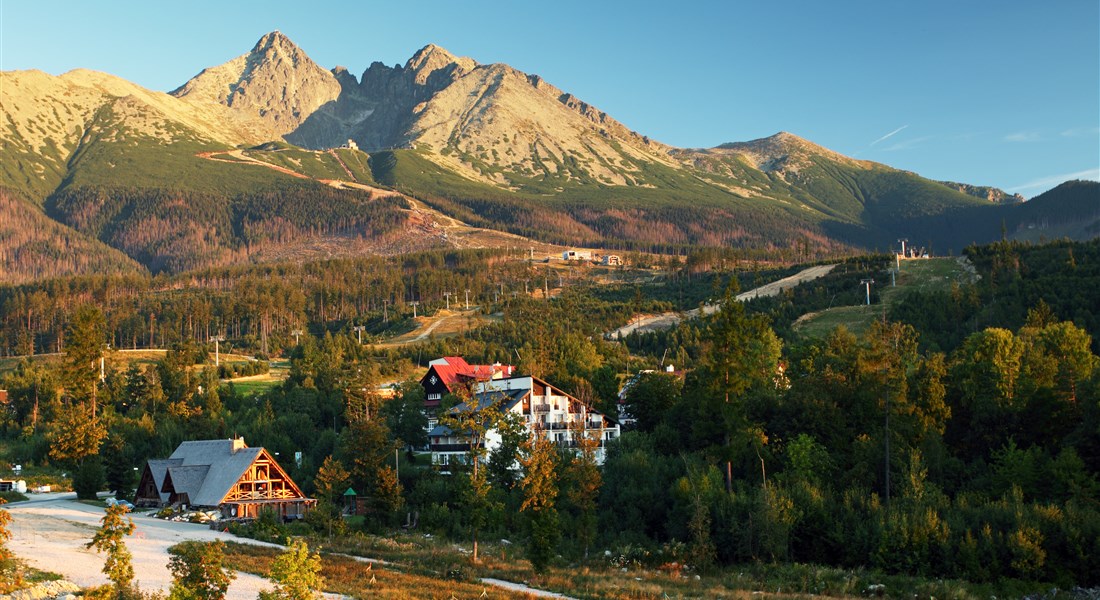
[870,125,909,146]
[1007,168,1100,193]
[880,135,936,152]
[1004,131,1041,143]
[1060,127,1100,137]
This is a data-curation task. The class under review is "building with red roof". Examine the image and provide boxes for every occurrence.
[419,356,515,409]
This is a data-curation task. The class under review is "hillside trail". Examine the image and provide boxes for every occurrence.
[372,308,502,348]
[195,149,564,254]
[606,263,837,339]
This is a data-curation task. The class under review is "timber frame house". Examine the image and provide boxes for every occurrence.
[135,437,314,520]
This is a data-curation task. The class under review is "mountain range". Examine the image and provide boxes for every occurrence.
[2,31,1096,282]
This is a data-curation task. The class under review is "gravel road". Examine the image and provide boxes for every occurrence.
[8,494,286,599]
[606,263,837,338]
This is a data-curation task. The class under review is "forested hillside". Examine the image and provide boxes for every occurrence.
[1,239,1098,594]
[0,188,144,282]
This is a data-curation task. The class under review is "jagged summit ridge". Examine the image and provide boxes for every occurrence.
[171,31,342,139]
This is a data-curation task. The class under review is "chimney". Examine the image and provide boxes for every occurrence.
[231,437,247,453]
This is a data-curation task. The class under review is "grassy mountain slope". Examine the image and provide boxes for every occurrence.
[3,32,1093,282]
[1005,180,1100,241]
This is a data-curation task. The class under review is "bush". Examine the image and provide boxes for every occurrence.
[168,540,234,600]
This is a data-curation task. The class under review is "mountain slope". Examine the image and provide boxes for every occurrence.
[2,31,1092,281]
[0,187,144,283]
[1005,180,1100,242]
[0,68,261,204]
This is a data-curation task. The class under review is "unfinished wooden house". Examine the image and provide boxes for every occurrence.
[135,437,314,520]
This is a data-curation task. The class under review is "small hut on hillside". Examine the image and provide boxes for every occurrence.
[135,437,314,520]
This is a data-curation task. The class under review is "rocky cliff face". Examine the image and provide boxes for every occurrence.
[938,181,1025,204]
[171,31,343,143]
[170,33,675,188]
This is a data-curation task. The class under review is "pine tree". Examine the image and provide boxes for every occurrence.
[700,281,782,492]
[313,455,350,503]
[63,304,106,415]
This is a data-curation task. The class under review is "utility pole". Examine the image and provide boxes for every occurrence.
[443,291,452,310]
[383,300,389,323]
[860,279,874,306]
[464,289,470,310]
[292,329,303,345]
[896,238,908,270]
[209,335,225,367]
[352,325,365,344]
[410,301,419,319]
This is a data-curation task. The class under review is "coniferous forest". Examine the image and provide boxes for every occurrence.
[1,239,1098,596]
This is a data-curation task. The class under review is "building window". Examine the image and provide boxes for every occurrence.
[428,393,442,401]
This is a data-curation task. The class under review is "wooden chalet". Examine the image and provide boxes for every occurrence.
[419,356,515,410]
[135,438,314,520]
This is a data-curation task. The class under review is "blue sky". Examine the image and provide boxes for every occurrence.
[2,0,1097,197]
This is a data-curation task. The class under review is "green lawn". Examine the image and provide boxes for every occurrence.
[222,378,282,398]
[795,257,970,339]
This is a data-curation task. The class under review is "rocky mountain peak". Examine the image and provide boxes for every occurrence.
[172,31,341,140]
[716,131,859,173]
[405,44,477,84]
[251,30,299,58]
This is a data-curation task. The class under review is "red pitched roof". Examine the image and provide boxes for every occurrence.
[430,357,472,387]
[424,357,516,389]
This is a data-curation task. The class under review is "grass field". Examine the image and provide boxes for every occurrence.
[794,257,972,339]
[0,349,263,377]
[218,531,1044,600]
[221,377,283,397]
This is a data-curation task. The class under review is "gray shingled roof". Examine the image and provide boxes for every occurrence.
[163,465,210,503]
[157,439,262,507]
[145,458,183,504]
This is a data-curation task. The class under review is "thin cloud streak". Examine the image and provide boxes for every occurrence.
[1060,127,1100,137]
[1005,131,1041,143]
[880,135,936,152]
[1007,168,1100,193]
[870,125,909,146]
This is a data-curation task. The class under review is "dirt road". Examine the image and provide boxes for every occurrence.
[606,264,837,338]
[8,494,286,599]
[7,495,570,599]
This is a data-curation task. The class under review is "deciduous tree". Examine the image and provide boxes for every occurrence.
[519,431,559,573]
[86,503,135,594]
[259,538,324,600]
[167,540,235,600]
